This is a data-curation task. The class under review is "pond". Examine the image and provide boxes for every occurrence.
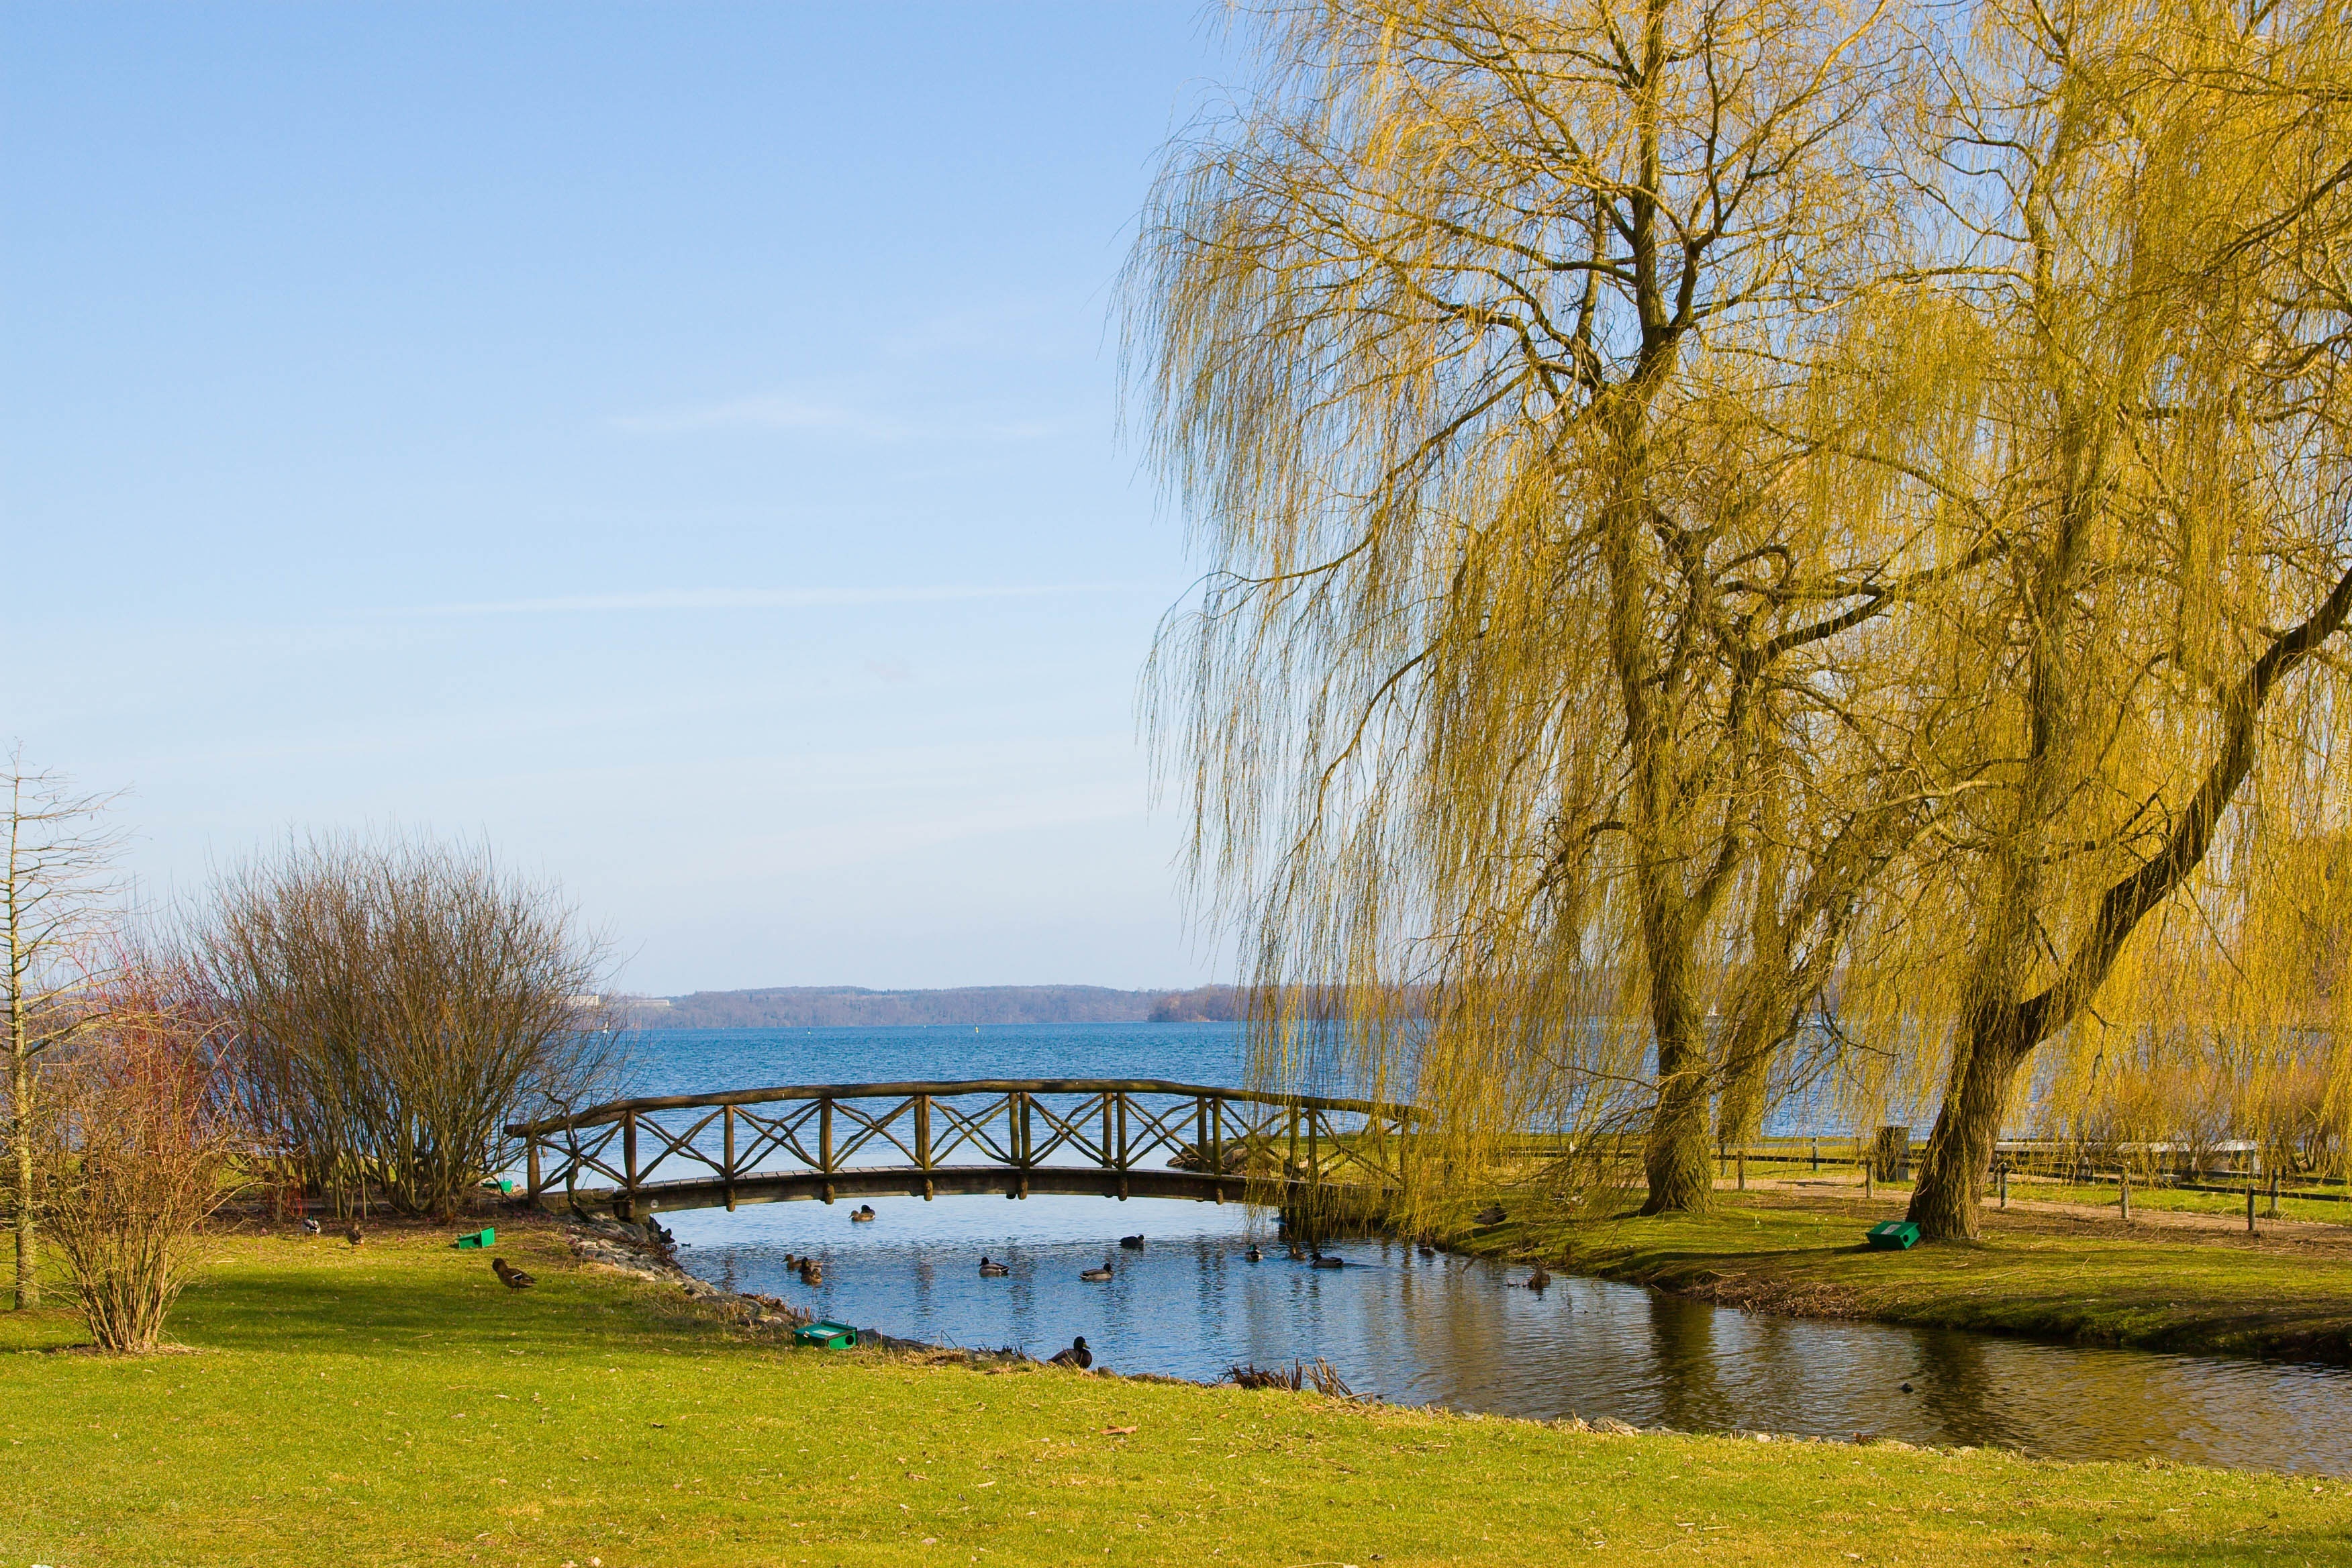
[636,1025,2351,1475]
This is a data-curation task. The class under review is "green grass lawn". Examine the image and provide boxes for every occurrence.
[1452,1189,2352,1363]
[2,1220,2348,1566]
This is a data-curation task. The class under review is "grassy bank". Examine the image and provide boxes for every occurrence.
[3,1220,2349,1566]
[1452,1189,2352,1363]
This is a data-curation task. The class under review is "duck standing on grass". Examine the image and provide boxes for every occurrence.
[346,1224,364,1247]
[1048,1336,1092,1369]
[491,1258,536,1290]
[299,1217,321,1238]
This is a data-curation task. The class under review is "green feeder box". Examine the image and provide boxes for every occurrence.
[793,1320,860,1350]
[1867,1220,1920,1251]
[454,1228,495,1250]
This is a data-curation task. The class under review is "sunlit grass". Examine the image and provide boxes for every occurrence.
[1,1219,2347,1565]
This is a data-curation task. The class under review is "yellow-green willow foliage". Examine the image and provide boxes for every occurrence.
[1833,0,2352,1239]
[1128,0,1995,1222]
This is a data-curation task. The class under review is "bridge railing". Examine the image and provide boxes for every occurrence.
[504,1078,1424,1214]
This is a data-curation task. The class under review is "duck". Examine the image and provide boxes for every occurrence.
[299,1216,321,1238]
[1118,1234,1145,1251]
[1526,1263,1552,1291]
[345,1224,364,1246]
[798,1259,825,1285]
[1079,1259,1114,1282]
[979,1256,1010,1277]
[1310,1252,1345,1269]
[1245,1244,1263,1263]
[1285,1242,1307,1261]
[491,1257,536,1290]
[1048,1336,1093,1369]
[850,1205,877,1223]
[1473,1204,1506,1226]
[1416,1240,1436,1257]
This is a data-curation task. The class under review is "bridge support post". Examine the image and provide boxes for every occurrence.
[1116,1093,1129,1200]
[917,1094,934,1199]
[723,1105,737,1212]
[621,1112,639,1220]
[1017,1091,1032,1199]
[820,1100,834,1202]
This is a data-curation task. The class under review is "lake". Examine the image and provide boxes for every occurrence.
[629,1024,2351,1475]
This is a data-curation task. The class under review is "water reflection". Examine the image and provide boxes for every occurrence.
[667,1192,2349,1476]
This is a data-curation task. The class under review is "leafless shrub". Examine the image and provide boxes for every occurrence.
[199,834,628,1220]
[34,950,238,1353]
[1226,1358,1355,1397]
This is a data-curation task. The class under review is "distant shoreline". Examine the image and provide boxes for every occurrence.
[612,983,1246,1030]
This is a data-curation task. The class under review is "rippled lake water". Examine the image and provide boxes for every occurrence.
[632,1025,2351,1475]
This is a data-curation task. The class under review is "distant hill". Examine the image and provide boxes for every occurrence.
[628,984,1245,1030]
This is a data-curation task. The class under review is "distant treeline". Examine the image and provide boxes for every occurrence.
[623,983,1418,1029]
[636,985,1187,1030]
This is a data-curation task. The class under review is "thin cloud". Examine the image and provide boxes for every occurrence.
[399,584,1126,616]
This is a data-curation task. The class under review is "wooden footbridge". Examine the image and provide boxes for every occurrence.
[505,1079,1423,1221]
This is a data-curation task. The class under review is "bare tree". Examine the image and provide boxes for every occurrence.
[1,756,122,1310]
[200,834,627,1221]
[34,944,237,1353]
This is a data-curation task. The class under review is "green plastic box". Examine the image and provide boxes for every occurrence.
[1867,1220,1920,1251]
[793,1320,860,1349]
[454,1227,495,1249]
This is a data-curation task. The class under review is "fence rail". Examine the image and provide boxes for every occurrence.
[505,1079,1424,1220]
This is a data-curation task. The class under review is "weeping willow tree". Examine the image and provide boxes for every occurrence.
[1127,0,2000,1218]
[1826,0,2352,1240]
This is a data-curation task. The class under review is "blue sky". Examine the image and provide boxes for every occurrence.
[1,3,1237,993]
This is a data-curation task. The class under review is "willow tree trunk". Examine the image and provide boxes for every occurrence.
[1906,1005,2037,1240]
[1638,908,1716,1215]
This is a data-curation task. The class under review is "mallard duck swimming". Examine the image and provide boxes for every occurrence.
[797,1259,825,1285]
[1079,1259,1114,1281]
[491,1257,536,1290]
[850,1204,877,1222]
[1118,1234,1144,1251]
[1245,1244,1263,1262]
[1048,1336,1092,1369]
[1310,1252,1345,1269]
[1416,1240,1436,1257]
[978,1256,1010,1277]
[1526,1264,1552,1291]
[1285,1242,1306,1261]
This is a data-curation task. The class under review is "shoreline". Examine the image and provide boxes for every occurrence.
[1433,1185,2352,1365]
